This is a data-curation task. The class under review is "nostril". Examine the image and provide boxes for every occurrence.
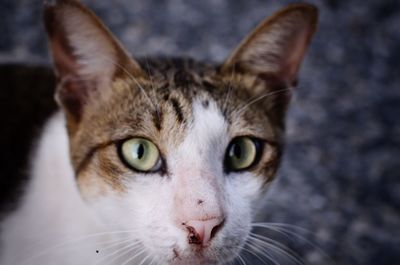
[210,218,225,240]
[186,225,202,245]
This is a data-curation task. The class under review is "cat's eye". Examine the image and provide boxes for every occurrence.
[119,138,161,172]
[225,137,262,172]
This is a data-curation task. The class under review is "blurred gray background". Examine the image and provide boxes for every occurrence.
[0,0,399,264]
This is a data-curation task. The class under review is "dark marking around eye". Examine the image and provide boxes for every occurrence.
[170,98,184,123]
[97,154,125,190]
[202,100,209,108]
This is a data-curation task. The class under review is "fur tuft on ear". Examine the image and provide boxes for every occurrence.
[221,4,318,87]
[43,0,143,122]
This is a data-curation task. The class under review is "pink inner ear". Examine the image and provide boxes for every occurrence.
[221,4,318,88]
[50,35,78,78]
[44,3,78,78]
[56,75,94,122]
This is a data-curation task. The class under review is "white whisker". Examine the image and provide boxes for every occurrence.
[236,253,247,265]
[235,88,292,116]
[120,247,147,265]
[249,233,305,265]
[246,238,280,265]
[138,253,152,265]
[241,243,270,265]
[223,65,237,114]
[252,223,313,235]
[252,222,335,264]
[19,229,141,265]
[94,239,141,265]
[97,55,157,111]
[148,255,158,265]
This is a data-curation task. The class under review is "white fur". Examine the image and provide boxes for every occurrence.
[0,112,103,265]
[0,100,266,265]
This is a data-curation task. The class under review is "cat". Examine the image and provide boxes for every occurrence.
[0,0,318,264]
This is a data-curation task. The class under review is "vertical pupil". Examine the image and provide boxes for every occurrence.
[233,143,242,159]
[137,143,145,159]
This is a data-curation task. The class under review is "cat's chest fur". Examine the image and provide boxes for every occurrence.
[0,1,318,264]
[0,112,102,265]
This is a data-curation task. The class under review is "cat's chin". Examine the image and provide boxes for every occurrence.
[170,257,218,265]
[167,245,238,265]
[169,253,220,265]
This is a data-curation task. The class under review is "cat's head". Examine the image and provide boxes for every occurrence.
[44,0,317,264]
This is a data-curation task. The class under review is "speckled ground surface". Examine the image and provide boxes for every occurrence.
[0,0,399,264]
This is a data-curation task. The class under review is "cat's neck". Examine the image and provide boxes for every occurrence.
[0,112,103,265]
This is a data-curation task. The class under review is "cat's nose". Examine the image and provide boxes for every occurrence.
[184,217,225,246]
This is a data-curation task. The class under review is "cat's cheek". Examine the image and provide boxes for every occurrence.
[193,173,264,261]
[223,173,266,231]
[226,173,266,207]
[124,178,179,231]
[76,170,115,202]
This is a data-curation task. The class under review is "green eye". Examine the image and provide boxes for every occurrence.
[225,137,261,172]
[120,138,161,172]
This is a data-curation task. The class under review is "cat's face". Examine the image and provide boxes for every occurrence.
[69,62,282,264]
[44,1,317,264]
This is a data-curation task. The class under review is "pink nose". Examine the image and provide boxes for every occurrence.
[184,217,225,246]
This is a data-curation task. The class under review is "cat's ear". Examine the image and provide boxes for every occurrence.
[43,0,143,122]
[221,4,318,87]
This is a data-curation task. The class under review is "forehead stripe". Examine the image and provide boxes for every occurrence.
[170,97,185,123]
[152,108,163,131]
